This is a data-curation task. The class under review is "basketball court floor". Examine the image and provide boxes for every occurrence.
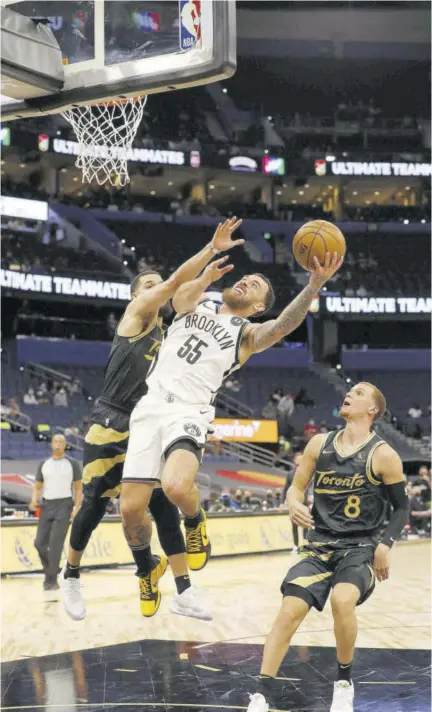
[1,540,430,711]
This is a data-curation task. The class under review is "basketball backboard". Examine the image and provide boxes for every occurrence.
[1,0,236,120]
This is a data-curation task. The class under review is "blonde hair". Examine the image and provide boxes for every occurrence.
[360,382,387,420]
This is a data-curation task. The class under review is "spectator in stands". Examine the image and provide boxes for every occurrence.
[408,404,423,419]
[274,489,283,508]
[415,466,431,506]
[262,399,278,420]
[277,393,294,418]
[242,490,253,510]
[36,387,49,404]
[54,386,68,407]
[263,490,275,510]
[220,491,238,511]
[207,492,225,513]
[270,388,283,405]
[408,485,432,535]
[24,387,38,405]
[1,397,10,420]
[39,381,48,395]
[277,393,294,436]
[320,421,329,434]
[233,489,245,509]
[71,380,81,395]
[303,418,318,441]
[224,376,241,393]
[9,398,20,418]
[277,435,291,462]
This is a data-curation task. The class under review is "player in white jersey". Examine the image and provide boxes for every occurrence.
[121,250,343,613]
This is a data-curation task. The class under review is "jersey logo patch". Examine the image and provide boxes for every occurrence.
[184,423,201,437]
[231,316,243,326]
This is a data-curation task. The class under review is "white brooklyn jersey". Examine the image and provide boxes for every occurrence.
[146,299,248,406]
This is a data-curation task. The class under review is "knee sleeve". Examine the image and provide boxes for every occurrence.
[69,496,108,552]
[149,487,186,557]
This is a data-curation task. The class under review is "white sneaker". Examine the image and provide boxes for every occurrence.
[330,680,354,711]
[247,693,269,712]
[291,546,299,554]
[59,565,86,621]
[170,586,212,621]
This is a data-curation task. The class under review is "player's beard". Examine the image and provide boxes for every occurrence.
[222,287,249,311]
[160,301,173,319]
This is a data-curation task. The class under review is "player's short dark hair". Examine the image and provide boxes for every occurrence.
[130,269,161,294]
[254,273,275,314]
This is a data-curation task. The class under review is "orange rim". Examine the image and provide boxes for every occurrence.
[95,96,142,107]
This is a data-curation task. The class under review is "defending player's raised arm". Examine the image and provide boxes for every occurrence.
[241,253,343,356]
[287,434,327,528]
[172,256,234,314]
[127,217,243,321]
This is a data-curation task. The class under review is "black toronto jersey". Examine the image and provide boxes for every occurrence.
[312,429,388,537]
[98,317,164,414]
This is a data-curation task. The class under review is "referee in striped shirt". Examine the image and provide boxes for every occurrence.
[30,434,82,590]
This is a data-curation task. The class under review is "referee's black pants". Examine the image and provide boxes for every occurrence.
[34,498,73,582]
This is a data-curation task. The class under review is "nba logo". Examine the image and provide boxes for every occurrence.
[315,160,327,176]
[179,0,201,51]
[38,134,49,152]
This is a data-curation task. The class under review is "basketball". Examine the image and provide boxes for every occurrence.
[292,220,346,271]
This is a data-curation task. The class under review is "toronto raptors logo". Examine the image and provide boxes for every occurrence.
[184,423,201,437]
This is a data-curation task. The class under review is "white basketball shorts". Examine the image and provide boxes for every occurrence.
[122,392,215,484]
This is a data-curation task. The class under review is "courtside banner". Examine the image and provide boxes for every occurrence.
[208,419,278,443]
[1,513,297,574]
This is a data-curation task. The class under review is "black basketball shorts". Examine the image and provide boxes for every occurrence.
[82,402,130,500]
[281,532,377,611]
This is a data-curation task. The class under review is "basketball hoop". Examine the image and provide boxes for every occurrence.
[61,96,147,187]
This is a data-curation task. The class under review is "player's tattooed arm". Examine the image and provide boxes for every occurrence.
[241,252,343,356]
[242,283,317,355]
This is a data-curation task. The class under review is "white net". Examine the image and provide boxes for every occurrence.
[61,96,147,187]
